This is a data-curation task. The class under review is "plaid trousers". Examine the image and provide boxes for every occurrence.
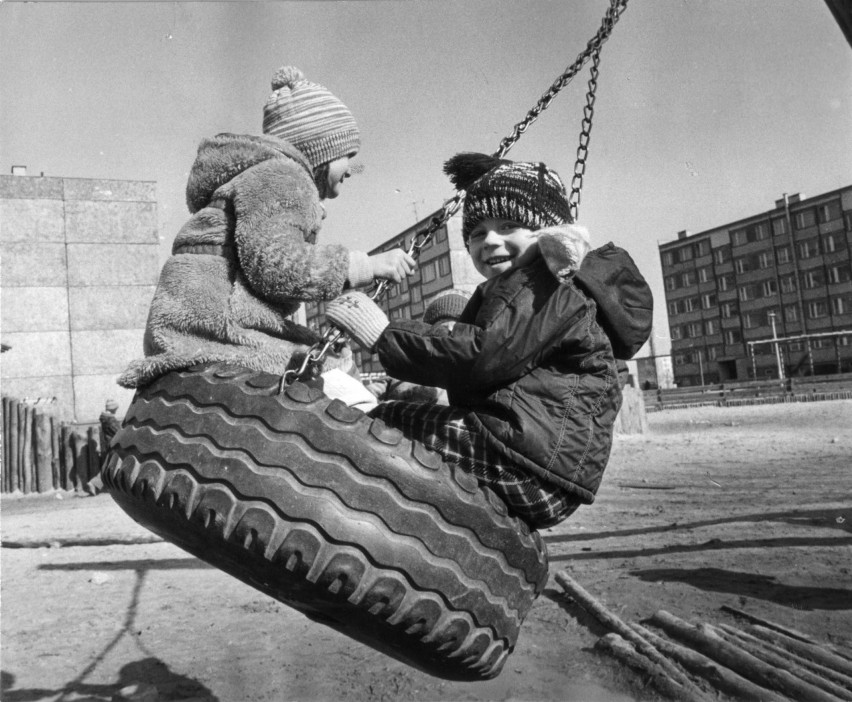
[368,400,581,529]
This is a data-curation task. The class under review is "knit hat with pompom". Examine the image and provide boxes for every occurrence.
[262,65,360,169]
[444,152,572,244]
[423,289,472,325]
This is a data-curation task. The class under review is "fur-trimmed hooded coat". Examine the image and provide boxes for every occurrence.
[119,133,375,388]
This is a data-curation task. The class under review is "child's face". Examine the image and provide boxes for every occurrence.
[325,153,356,199]
[468,218,539,279]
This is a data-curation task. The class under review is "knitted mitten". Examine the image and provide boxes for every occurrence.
[324,291,389,351]
[537,224,592,283]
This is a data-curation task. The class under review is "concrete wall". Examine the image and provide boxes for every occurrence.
[1,174,158,421]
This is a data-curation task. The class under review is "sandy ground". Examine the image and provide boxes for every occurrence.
[1,400,851,702]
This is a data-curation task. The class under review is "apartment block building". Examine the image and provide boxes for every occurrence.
[660,185,852,387]
[305,210,485,374]
[1,169,159,420]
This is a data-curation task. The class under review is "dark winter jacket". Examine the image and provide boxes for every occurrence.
[119,133,374,388]
[376,234,652,503]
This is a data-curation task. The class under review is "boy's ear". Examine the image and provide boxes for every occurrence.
[537,225,592,283]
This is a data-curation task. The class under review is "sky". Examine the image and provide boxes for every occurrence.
[2,0,851,355]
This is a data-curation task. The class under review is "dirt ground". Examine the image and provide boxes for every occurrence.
[2,400,851,702]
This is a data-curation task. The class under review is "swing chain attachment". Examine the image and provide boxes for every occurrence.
[281,0,628,386]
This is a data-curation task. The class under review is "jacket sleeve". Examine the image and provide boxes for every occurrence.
[377,276,591,392]
[224,158,352,303]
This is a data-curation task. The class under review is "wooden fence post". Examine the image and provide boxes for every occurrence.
[35,410,54,493]
[8,399,20,493]
[21,404,34,494]
[51,415,61,490]
[61,424,74,491]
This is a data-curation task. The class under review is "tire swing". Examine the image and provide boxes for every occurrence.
[102,0,628,682]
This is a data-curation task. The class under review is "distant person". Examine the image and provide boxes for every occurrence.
[99,399,121,454]
[325,152,653,529]
[118,65,415,390]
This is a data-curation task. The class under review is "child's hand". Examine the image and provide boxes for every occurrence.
[369,249,416,283]
[325,291,390,352]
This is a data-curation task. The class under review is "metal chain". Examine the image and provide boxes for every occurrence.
[282,0,629,386]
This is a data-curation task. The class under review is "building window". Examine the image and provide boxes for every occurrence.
[758,252,773,269]
[718,273,735,291]
[828,265,852,284]
[673,353,686,366]
[697,266,712,283]
[421,261,436,283]
[831,296,852,315]
[714,246,731,264]
[724,329,742,345]
[801,269,825,289]
[772,217,788,236]
[390,307,406,320]
[739,284,758,301]
[678,246,694,262]
[776,246,791,264]
[410,285,422,304]
[784,304,799,323]
[686,322,702,338]
[818,201,842,223]
[780,274,797,293]
[742,312,759,329]
[707,345,720,361]
[682,271,696,287]
[668,300,682,316]
[665,275,677,291]
[435,227,447,243]
[705,319,718,335]
[438,256,451,276]
[695,240,710,257]
[734,258,750,274]
[788,340,804,352]
[793,209,816,230]
[807,300,828,319]
[797,239,820,259]
[662,251,674,266]
[721,301,738,318]
[822,233,846,253]
[702,293,717,309]
[761,279,777,297]
[670,325,683,340]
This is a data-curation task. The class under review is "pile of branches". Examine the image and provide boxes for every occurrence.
[556,570,852,701]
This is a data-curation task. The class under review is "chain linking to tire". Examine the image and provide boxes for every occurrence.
[282,0,628,386]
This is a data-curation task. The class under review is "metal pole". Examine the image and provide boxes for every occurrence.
[769,311,784,380]
[698,349,705,386]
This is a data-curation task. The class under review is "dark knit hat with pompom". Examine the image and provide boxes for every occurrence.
[423,289,472,325]
[444,152,572,244]
[262,65,360,169]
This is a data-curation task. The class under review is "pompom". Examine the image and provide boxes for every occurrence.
[443,152,509,190]
[271,65,305,91]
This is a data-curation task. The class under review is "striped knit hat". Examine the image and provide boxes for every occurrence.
[262,66,360,169]
[444,153,572,244]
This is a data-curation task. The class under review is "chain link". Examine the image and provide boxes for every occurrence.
[284,0,629,384]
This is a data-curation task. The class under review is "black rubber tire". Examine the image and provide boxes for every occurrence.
[102,363,549,681]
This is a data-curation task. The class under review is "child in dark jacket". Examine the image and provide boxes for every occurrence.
[325,153,652,529]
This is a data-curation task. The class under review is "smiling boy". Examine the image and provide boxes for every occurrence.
[325,153,652,529]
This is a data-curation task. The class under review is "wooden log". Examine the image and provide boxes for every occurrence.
[59,424,71,490]
[718,625,852,692]
[713,624,852,700]
[595,633,694,701]
[747,625,852,679]
[632,622,789,702]
[555,571,710,701]
[34,410,53,493]
[21,404,34,493]
[50,415,61,490]
[721,606,824,646]
[8,398,20,492]
[650,610,841,702]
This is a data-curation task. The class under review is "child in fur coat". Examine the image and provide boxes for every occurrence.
[119,66,414,389]
[325,154,653,529]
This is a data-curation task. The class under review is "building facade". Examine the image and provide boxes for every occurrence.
[1,171,159,420]
[660,186,852,387]
[305,210,485,374]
